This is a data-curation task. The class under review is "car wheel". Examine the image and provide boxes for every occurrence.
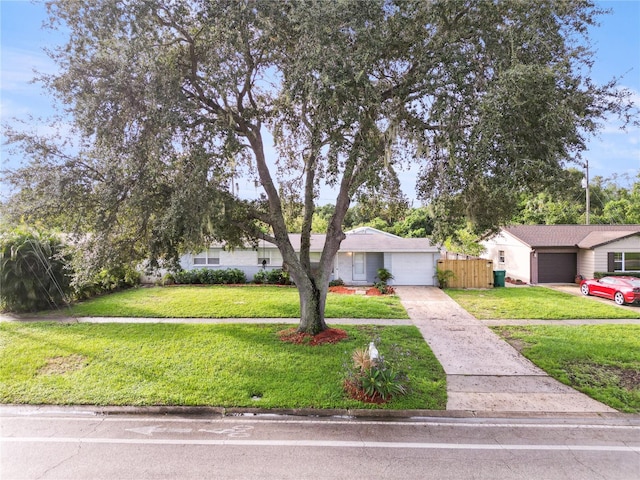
[580,284,590,296]
[614,292,625,305]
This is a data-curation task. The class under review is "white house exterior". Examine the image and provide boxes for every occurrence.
[482,225,640,283]
[179,227,440,286]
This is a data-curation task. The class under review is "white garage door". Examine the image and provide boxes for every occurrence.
[390,253,435,286]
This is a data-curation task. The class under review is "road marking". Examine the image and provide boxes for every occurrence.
[2,436,639,452]
[198,425,254,437]
[125,426,193,436]
[123,425,255,437]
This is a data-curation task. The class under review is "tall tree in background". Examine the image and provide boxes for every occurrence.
[4,0,636,334]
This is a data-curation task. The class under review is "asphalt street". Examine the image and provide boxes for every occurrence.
[2,408,639,480]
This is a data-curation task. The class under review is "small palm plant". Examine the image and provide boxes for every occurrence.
[374,268,395,294]
[344,342,407,402]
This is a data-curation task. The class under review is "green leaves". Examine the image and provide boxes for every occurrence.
[0,228,72,313]
[360,366,407,401]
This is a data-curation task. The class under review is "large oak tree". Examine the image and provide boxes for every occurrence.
[4,0,635,333]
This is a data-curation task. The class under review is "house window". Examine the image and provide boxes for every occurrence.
[498,250,505,263]
[258,251,271,266]
[193,249,220,265]
[613,252,640,272]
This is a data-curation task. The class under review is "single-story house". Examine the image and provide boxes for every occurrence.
[481,225,640,284]
[179,227,440,286]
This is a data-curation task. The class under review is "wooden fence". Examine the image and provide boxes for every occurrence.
[437,259,494,289]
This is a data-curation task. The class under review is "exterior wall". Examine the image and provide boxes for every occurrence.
[577,249,595,279]
[220,249,261,266]
[180,248,287,283]
[180,241,439,286]
[366,253,385,284]
[334,252,384,285]
[593,236,640,273]
[482,233,532,283]
[483,230,640,283]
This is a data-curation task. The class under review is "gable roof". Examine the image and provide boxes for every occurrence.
[285,228,437,253]
[502,225,640,249]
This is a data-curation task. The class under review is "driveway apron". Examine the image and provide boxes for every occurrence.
[394,286,617,413]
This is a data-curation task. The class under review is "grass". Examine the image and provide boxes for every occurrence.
[57,286,409,319]
[446,287,640,319]
[0,322,446,410]
[492,325,640,413]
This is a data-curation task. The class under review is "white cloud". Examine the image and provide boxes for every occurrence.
[0,46,56,94]
[0,97,32,119]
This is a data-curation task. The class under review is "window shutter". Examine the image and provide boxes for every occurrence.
[607,252,615,272]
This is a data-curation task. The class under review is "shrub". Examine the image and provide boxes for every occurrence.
[375,268,394,284]
[360,366,407,401]
[436,268,455,288]
[254,268,290,285]
[329,278,345,287]
[344,342,408,402]
[74,265,140,299]
[172,268,246,285]
[373,281,395,295]
[372,268,395,294]
[172,270,195,284]
[253,269,268,284]
[222,268,247,284]
[0,229,73,312]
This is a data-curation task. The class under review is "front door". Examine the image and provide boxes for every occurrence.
[353,253,366,281]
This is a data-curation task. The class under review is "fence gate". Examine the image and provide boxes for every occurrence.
[437,259,494,288]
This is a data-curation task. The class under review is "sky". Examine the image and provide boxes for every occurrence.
[1,0,639,205]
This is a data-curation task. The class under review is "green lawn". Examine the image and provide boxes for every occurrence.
[446,287,640,319]
[60,285,409,319]
[492,325,640,413]
[0,322,446,410]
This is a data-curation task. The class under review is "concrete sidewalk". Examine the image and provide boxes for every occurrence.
[394,286,617,414]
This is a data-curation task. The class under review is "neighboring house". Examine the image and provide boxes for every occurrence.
[180,227,440,286]
[482,225,640,284]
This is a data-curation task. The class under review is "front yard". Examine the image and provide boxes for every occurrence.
[61,285,409,319]
[493,324,640,413]
[444,286,640,413]
[446,286,640,319]
[0,322,445,410]
[2,285,638,413]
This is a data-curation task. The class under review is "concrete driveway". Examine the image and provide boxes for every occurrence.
[394,286,618,414]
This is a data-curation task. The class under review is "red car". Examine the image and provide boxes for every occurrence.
[580,276,640,305]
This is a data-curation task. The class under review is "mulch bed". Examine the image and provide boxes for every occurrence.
[329,285,395,296]
[343,379,387,404]
[278,327,348,346]
[328,286,356,294]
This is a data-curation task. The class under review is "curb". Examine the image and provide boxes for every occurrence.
[2,404,638,423]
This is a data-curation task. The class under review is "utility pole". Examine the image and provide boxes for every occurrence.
[581,159,590,225]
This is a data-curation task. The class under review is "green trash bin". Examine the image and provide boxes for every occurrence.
[493,270,506,287]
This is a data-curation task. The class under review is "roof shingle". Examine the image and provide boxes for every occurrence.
[503,225,640,248]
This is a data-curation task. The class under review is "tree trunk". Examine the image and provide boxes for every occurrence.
[296,277,328,335]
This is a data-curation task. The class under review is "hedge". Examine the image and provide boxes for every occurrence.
[170,268,247,285]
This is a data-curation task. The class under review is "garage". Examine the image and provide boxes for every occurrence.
[537,253,577,283]
[390,252,436,286]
